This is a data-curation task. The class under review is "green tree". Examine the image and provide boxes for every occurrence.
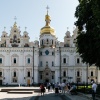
[75,0,100,67]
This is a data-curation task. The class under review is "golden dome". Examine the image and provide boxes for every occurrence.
[40,10,55,35]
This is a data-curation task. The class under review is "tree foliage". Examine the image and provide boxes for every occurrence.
[75,0,100,67]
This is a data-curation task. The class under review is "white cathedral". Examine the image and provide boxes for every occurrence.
[0,9,100,86]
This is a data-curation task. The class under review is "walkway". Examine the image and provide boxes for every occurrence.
[0,87,98,100]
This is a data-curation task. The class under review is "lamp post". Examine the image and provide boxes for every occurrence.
[33,46,34,86]
[59,47,61,83]
[86,63,89,88]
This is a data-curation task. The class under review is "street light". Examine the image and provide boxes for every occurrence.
[59,47,61,83]
[33,46,34,86]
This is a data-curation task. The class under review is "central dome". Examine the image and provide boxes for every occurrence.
[40,12,55,35]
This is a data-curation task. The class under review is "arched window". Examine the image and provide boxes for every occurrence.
[28,71,30,77]
[77,71,80,76]
[14,58,16,64]
[27,58,30,64]
[47,39,48,43]
[52,40,53,44]
[63,58,66,63]
[42,40,43,45]
[14,72,16,77]
[63,71,66,77]
[91,71,93,76]
[52,61,54,66]
[77,58,80,64]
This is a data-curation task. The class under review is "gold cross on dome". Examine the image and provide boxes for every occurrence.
[67,27,69,31]
[46,5,49,14]
[25,27,27,31]
[4,27,6,31]
[14,16,17,22]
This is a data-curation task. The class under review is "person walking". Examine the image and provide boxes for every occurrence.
[52,83,55,91]
[40,83,45,96]
[55,82,59,95]
[61,82,66,94]
[91,81,97,100]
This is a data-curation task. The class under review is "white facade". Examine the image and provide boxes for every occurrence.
[0,12,100,85]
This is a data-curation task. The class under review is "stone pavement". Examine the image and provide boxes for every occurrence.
[0,87,99,100]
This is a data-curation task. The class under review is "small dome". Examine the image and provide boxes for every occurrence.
[65,31,71,38]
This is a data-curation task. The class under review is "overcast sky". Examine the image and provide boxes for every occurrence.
[0,0,79,42]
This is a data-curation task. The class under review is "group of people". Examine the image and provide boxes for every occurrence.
[40,81,98,100]
[40,82,77,96]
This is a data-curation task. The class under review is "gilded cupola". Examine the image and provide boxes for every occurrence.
[40,6,55,35]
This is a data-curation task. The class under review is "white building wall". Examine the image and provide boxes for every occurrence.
[98,70,100,83]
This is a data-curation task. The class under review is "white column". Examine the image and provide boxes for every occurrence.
[34,69,38,83]
[55,70,57,83]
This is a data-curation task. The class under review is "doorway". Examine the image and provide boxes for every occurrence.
[45,79,49,83]
[27,79,30,86]
[63,79,66,83]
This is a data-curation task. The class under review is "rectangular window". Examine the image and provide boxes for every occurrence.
[0,58,2,64]
[14,58,16,64]
[27,58,30,64]
[63,58,66,63]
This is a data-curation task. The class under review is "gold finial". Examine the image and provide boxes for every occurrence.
[67,27,69,31]
[13,16,17,28]
[25,27,27,31]
[46,5,49,15]
[45,6,51,26]
[14,16,17,22]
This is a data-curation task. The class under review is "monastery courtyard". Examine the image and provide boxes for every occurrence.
[0,86,92,100]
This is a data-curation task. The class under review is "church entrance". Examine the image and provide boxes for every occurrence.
[45,79,49,83]
[27,79,30,86]
[0,80,2,85]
